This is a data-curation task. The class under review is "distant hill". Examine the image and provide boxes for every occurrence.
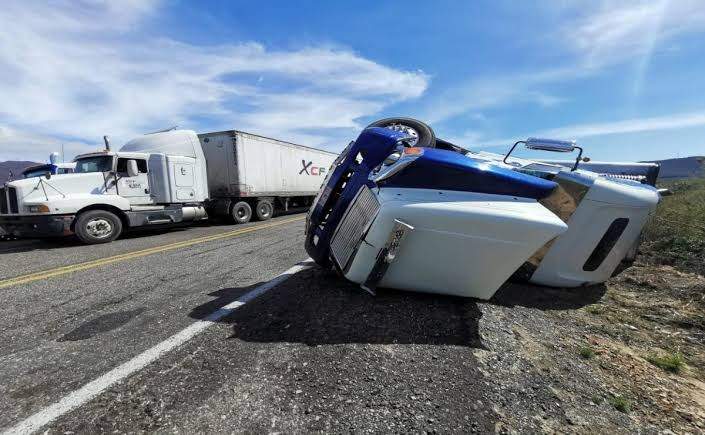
[0,161,40,184]
[648,156,705,180]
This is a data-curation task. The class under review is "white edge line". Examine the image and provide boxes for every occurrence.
[3,260,313,435]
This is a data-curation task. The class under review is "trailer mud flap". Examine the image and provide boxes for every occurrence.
[361,219,414,295]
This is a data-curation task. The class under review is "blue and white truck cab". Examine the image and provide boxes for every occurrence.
[305,118,660,299]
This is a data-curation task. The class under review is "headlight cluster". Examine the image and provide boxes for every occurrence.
[371,147,425,183]
[27,204,51,213]
[383,151,402,165]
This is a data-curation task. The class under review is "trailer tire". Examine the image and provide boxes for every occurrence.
[74,210,123,244]
[255,199,274,221]
[230,201,252,224]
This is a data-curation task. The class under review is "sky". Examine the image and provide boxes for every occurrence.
[0,0,704,163]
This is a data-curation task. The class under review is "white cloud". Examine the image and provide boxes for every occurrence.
[538,110,705,139]
[0,127,97,163]
[566,0,705,68]
[421,72,568,124]
[425,1,705,124]
[471,110,705,151]
[0,1,429,161]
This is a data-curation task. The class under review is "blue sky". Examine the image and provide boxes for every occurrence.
[0,0,704,162]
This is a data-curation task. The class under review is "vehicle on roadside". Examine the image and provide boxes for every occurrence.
[305,118,660,299]
[21,152,76,179]
[0,129,336,244]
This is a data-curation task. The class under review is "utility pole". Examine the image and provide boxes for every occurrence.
[61,144,65,162]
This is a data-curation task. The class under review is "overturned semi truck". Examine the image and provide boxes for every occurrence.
[305,118,660,298]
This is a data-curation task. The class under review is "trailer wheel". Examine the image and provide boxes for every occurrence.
[230,201,252,224]
[255,200,274,221]
[74,210,122,244]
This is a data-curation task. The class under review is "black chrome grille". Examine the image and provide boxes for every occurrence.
[330,186,380,270]
[0,187,7,214]
[8,187,18,213]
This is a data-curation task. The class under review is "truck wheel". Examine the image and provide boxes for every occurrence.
[255,200,274,221]
[230,201,252,224]
[74,210,123,244]
[365,117,436,148]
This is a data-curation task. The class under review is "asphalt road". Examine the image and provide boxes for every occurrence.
[0,214,498,433]
[0,211,666,433]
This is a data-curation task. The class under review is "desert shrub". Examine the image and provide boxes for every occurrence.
[647,352,685,374]
[609,395,631,413]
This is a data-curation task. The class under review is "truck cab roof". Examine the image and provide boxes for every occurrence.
[120,129,202,158]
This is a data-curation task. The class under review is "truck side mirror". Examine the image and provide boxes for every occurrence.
[127,160,139,177]
[504,137,584,171]
[525,137,576,152]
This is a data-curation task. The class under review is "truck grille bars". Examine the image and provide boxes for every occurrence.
[330,186,380,271]
[0,187,18,214]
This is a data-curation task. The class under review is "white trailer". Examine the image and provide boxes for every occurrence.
[198,130,337,223]
[0,129,336,244]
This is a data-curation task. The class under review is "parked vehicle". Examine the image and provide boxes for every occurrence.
[305,118,660,299]
[21,152,76,179]
[0,129,336,244]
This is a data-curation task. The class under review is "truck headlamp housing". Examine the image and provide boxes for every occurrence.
[27,204,51,213]
[371,147,424,183]
[383,151,402,165]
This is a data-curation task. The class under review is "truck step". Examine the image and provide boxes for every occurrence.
[131,205,166,211]
[147,218,173,224]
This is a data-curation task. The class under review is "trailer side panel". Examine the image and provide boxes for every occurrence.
[235,131,336,196]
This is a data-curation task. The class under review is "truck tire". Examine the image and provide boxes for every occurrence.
[365,117,436,148]
[230,201,252,224]
[74,210,123,244]
[255,199,274,221]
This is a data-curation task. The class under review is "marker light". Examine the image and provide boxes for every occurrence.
[28,204,50,213]
[403,147,424,156]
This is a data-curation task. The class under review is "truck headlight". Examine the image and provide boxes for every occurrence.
[371,147,424,183]
[383,151,402,165]
[27,204,51,213]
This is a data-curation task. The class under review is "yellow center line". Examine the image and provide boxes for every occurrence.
[0,216,305,289]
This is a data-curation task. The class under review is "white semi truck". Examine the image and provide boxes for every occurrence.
[0,129,337,244]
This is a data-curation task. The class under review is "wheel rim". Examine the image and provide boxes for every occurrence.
[85,218,113,238]
[384,123,419,146]
[235,206,249,219]
[259,204,271,218]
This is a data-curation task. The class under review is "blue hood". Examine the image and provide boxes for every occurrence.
[378,147,558,200]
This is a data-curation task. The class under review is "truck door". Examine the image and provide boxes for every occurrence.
[116,157,153,205]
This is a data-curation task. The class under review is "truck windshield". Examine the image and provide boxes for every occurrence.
[22,165,52,178]
[74,156,113,173]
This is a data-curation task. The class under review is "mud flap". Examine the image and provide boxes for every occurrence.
[361,219,414,295]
